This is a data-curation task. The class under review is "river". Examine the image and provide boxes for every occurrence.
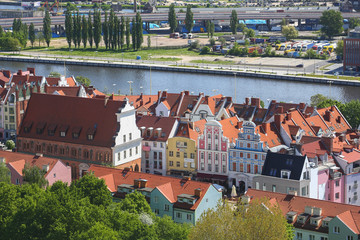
[0,61,359,104]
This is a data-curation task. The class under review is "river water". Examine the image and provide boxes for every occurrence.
[0,61,359,104]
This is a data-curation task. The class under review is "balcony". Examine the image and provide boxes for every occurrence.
[354,183,358,190]
[142,146,151,152]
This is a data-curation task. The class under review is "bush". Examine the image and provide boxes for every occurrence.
[5,140,15,150]
[200,46,210,54]
[188,40,200,50]
[209,38,216,46]
[0,36,21,51]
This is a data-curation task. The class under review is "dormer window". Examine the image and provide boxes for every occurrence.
[23,121,33,133]
[297,213,309,224]
[72,127,82,139]
[47,124,57,136]
[61,131,66,137]
[286,211,297,222]
[87,126,96,140]
[281,170,291,179]
[87,134,94,140]
[36,122,46,134]
[59,125,69,137]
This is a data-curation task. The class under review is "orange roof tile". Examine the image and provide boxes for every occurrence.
[219,116,240,143]
[8,159,26,175]
[338,211,360,234]
[317,106,351,133]
[156,182,176,203]
[340,150,360,163]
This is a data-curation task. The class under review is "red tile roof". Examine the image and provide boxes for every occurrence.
[340,150,360,164]
[246,189,360,234]
[219,116,241,143]
[18,93,127,148]
[136,116,177,142]
[317,106,351,133]
[257,122,284,148]
[111,94,158,115]
[176,119,207,142]
[88,165,214,210]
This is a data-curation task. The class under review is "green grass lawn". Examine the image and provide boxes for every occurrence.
[190,59,235,65]
[25,47,201,60]
[303,74,360,81]
[151,57,182,61]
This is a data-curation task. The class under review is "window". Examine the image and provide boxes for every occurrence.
[176,162,180,167]
[184,152,187,158]
[159,152,162,160]
[215,165,219,172]
[154,196,158,203]
[335,192,339,199]
[208,164,211,171]
[16,178,20,185]
[169,151,173,157]
[335,180,339,187]
[176,212,182,219]
[169,161,173,166]
[136,146,138,155]
[53,173,56,178]
[201,152,204,159]
[123,151,127,159]
[155,209,159,214]
[60,131,66,137]
[164,204,169,211]
[320,237,328,240]
[208,143,211,150]
[154,152,157,159]
[154,142,157,147]
[187,214,192,221]
[272,185,276,192]
[201,163,204,170]
[123,135,126,142]
[333,226,340,234]
[176,152,180,157]
[309,235,315,240]
[87,134,93,140]
[184,162,188,168]
[302,187,307,196]
[129,133,132,141]
[118,152,121,161]
[240,163,243,172]
[262,183,266,191]
[145,151,149,159]
[347,236,354,240]
[190,153,195,159]
[296,232,302,240]
[129,148,132,157]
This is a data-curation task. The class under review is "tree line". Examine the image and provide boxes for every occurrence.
[65,9,143,50]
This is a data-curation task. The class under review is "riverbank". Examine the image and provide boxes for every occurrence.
[0,54,358,87]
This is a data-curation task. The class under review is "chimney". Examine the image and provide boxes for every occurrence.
[322,136,333,153]
[226,96,232,102]
[324,110,331,122]
[134,179,141,188]
[157,90,161,100]
[27,67,35,75]
[17,69,23,75]
[245,97,250,105]
[194,188,202,198]
[286,112,292,121]
[251,97,260,108]
[262,122,270,134]
[3,70,11,78]
[330,106,335,112]
[339,135,344,142]
[184,90,189,95]
[140,179,148,188]
[275,114,284,131]
[277,106,284,114]
[299,102,306,110]
[205,96,209,102]
[162,91,167,98]
[237,121,242,129]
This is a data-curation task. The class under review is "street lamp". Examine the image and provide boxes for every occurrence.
[140,86,143,94]
[127,81,133,95]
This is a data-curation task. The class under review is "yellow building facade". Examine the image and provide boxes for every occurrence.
[166,136,197,177]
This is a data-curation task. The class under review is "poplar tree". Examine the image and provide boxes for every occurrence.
[210,22,215,38]
[88,11,93,48]
[120,16,125,50]
[29,23,35,47]
[43,10,52,47]
[109,9,115,50]
[131,17,136,50]
[115,16,120,49]
[230,10,238,35]
[103,11,109,49]
[125,17,130,49]
[135,12,143,50]
[65,10,72,48]
[206,20,210,38]
[168,3,177,33]
[82,15,88,48]
[72,13,77,48]
[76,12,81,48]
[93,10,101,49]
[185,5,193,33]
[0,26,4,37]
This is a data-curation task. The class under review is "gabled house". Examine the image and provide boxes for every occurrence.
[1,151,71,186]
[166,120,206,177]
[111,93,159,116]
[17,93,142,174]
[244,189,360,240]
[88,165,222,225]
[137,115,179,176]
[228,121,267,192]
[253,152,318,198]
[315,106,352,134]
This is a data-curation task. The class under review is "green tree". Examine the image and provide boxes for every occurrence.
[0,162,10,184]
[120,16,125,49]
[305,49,317,59]
[72,13,78,48]
[76,75,91,87]
[155,215,191,240]
[43,10,52,47]
[65,10,72,48]
[281,25,298,41]
[190,198,290,240]
[168,3,177,33]
[109,9,115,50]
[36,32,45,47]
[82,15,88,48]
[338,100,360,128]
[185,5,194,33]
[317,99,344,109]
[280,18,287,26]
[22,164,48,188]
[94,10,102,49]
[76,12,81,48]
[201,46,210,54]
[210,22,215,38]
[0,26,3,37]
[219,37,226,46]
[310,94,329,106]
[103,11,109,49]
[66,2,78,11]
[230,10,238,34]
[209,37,216,45]
[126,17,131,49]
[131,17,136,50]
[349,17,360,29]
[319,10,343,38]
[5,140,15,150]
[72,222,119,240]
[245,28,255,38]
[88,11,93,48]
[48,71,61,77]
[119,191,152,214]
[206,20,210,38]
[70,173,112,206]
[29,23,36,47]
[264,44,272,56]
[147,35,151,48]
[335,40,344,59]
[135,12,143,50]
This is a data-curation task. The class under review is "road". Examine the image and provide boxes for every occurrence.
[0,9,359,27]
